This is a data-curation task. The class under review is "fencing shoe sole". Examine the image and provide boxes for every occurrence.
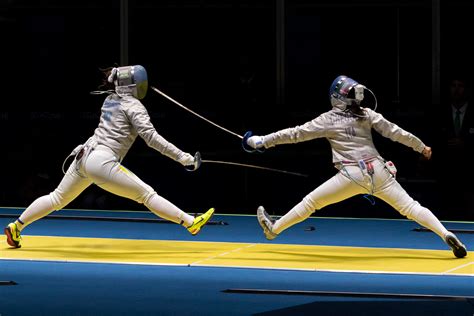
[445,232,467,258]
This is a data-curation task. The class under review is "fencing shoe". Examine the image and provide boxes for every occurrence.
[187,208,215,235]
[445,232,467,258]
[4,222,21,248]
[257,206,277,240]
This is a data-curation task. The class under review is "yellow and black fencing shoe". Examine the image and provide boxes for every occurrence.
[187,208,215,235]
[4,222,21,248]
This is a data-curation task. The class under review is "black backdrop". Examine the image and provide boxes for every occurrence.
[1,0,473,220]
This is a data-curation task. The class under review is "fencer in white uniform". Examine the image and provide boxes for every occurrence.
[245,75,467,258]
[5,65,214,248]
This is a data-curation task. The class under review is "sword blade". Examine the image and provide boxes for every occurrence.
[151,86,243,140]
[202,159,308,177]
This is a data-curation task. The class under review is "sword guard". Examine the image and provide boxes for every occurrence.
[242,131,265,153]
[185,151,201,172]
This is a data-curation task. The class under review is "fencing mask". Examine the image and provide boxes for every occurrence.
[329,75,365,111]
[108,65,148,100]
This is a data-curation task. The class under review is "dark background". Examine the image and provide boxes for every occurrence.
[0,0,473,220]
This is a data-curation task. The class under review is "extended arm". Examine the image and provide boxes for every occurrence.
[245,116,327,150]
[370,110,427,154]
[127,104,195,166]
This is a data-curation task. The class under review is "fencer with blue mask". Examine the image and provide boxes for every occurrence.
[5,65,214,248]
[244,75,467,258]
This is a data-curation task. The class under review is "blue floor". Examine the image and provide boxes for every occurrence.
[1,261,473,316]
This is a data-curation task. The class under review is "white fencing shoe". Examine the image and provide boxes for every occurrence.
[257,206,277,240]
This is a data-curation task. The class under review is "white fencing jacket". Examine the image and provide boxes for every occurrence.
[89,93,185,162]
[262,107,426,163]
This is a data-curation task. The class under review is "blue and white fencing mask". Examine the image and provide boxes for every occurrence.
[329,75,365,111]
[108,65,148,100]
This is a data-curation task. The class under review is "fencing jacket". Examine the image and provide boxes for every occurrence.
[262,107,426,163]
[89,93,184,161]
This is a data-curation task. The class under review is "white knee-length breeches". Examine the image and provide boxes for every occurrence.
[273,159,449,239]
[50,145,155,209]
[88,147,192,225]
[18,145,194,228]
[303,159,422,219]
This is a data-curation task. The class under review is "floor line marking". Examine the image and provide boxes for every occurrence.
[190,244,257,265]
[442,261,474,274]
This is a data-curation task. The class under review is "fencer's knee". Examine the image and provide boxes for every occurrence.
[142,191,157,207]
[297,196,318,218]
[398,201,422,220]
[49,190,68,210]
[302,196,321,214]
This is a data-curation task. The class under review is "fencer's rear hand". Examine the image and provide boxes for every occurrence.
[422,146,432,160]
[247,136,264,149]
[177,152,195,166]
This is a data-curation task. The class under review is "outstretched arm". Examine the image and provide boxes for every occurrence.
[127,103,195,167]
[245,115,327,150]
[369,109,426,154]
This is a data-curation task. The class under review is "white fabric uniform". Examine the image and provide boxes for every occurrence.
[18,93,195,229]
[261,107,450,240]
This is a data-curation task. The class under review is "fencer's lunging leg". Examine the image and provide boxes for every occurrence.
[17,162,92,231]
[272,172,364,235]
[85,148,194,226]
[144,193,194,226]
[16,195,54,231]
[375,179,449,239]
[374,180,468,257]
[271,199,313,235]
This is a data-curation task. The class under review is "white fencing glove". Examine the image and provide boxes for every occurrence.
[242,131,266,153]
[178,152,201,171]
[247,136,264,149]
[177,152,195,167]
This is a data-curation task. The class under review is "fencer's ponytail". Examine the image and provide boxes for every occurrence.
[97,66,117,91]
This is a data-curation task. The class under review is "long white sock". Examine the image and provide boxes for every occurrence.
[273,200,314,234]
[410,207,449,239]
[18,195,56,231]
[145,194,194,226]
